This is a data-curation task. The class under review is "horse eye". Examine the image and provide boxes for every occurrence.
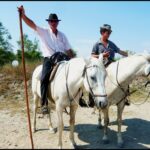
[91,76,96,82]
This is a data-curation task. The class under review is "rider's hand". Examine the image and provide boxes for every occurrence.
[18,5,25,16]
[103,51,110,58]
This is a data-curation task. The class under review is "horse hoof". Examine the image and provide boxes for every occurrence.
[33,130,36,133]
[102,139,109,144]
[49,128,57,134]
[117,142,124,148]
[38,114,44,118]
[58,146,62,149]
[71,143,78,149]
[91,112,96,115]
[32,128,36,133]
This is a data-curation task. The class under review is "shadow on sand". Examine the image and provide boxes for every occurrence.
[63,118,150,149]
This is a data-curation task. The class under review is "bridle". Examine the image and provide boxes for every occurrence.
[65,63,107,104]
[115,61,130,105]
[83,65,107,100]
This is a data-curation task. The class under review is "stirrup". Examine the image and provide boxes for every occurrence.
[125,99,130,106]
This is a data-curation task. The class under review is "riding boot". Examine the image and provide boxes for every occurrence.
[40,57,52,114]
[125,98,130,106]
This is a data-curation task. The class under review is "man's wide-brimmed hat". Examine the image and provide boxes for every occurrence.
[100,24,112,32]
[46,13,61,21]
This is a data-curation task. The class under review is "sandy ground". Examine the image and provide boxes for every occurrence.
[0,96,150,149]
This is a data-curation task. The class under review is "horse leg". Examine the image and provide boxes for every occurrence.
[102,108,109,144]
[47,103,56,134]
[117,101,125,148]
[33,94,38,133]
[97,108,103,129]
[69,105,78,149]
[91,106,97,114]
[56,104,64,149]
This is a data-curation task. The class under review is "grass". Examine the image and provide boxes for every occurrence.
[0,60,43,114]
[0,60,42,80]
[0,60,42,94]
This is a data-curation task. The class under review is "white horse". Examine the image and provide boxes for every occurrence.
[31,54,108,149]
[94,53,150,148]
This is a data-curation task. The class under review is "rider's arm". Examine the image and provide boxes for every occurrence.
[66,49,75,58]
[91,43,110,59]
[62,33,74,58]
[91,42,100,58]
[18,6,36,30]
[91,54,99,58]
[111,41,128,57]
[118,50,128,57]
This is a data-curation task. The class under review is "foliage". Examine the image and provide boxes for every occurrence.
[16,34,42,62]
[0,22,12,50]
[0,22,15,66]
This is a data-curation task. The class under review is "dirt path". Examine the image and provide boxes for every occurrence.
[0,97,150,149]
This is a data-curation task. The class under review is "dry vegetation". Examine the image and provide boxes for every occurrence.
[0,61,42,94]
[0,61,42,114]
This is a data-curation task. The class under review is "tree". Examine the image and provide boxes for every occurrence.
[0,22,15,66]
[0,22,13,50]
[16,34,42,62]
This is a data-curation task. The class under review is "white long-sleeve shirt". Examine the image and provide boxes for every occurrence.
[35,26,71,57]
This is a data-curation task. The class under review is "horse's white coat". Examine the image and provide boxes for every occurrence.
[97,53,150,147]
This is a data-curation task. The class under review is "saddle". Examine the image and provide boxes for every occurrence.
[47,62,64,104]
[48,51,70,82]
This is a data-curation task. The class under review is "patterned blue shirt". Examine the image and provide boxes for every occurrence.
[91,40,120,61]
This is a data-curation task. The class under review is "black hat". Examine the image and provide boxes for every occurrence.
[46,13,61,21]
[100,24,112,32]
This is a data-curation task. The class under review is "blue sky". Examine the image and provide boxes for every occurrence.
[0,1,150,57]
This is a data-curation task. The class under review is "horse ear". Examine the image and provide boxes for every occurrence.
[99,54,103,64]
[84,57,91,66]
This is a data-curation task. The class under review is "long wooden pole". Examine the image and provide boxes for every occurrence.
[18,8,34,149]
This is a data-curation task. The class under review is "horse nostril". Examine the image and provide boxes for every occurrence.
[99,101,107,108]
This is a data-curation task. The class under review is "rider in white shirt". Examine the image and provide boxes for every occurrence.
[18,6,74,114]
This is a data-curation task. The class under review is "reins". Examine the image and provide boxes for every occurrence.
[108,60,150,106]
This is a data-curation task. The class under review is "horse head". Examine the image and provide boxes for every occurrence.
[83,54,108,109]
[134,53,150,77]
[143,53,150,76]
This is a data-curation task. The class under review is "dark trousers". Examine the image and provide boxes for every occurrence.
[40,57,53,107]
[40,52,70,107]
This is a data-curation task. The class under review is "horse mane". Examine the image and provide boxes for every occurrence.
[143,54,150,62]
[106,52,150,71]
[133,52,150,62]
